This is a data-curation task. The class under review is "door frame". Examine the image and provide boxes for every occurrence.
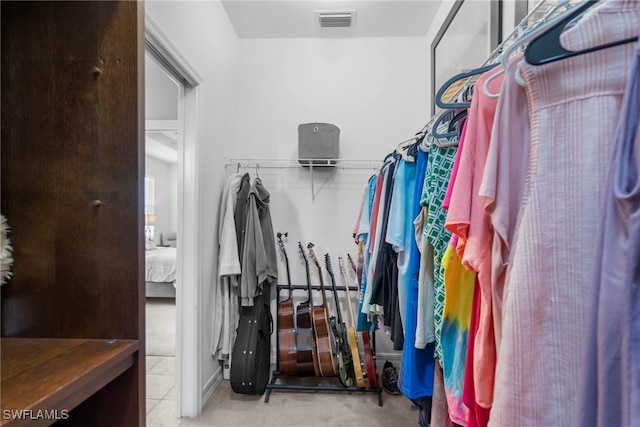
[145,14,204,417]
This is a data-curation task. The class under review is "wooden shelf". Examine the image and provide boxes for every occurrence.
[1,338,139,426]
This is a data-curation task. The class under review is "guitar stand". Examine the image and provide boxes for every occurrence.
[264,284,384,407]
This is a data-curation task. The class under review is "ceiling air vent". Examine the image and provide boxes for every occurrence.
[316,10,356,28]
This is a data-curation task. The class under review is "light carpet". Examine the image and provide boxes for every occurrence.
[172,379,419,427]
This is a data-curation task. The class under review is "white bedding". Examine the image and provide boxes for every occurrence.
[145,247,177,284]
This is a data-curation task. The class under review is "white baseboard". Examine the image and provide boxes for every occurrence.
[201,367,223,410]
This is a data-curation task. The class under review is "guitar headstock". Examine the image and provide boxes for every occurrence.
[307,242,319,267]
[347,253,357,273]
[338,256,346,277]
[276,232,288,257]
[324,253,334,277]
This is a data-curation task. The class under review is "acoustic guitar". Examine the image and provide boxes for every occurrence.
[276,232,297,375]
[325,254,355,387]
[295,242,319,376]
[338,257,365,388]
[307,243,337,377]
[347,253,378,388]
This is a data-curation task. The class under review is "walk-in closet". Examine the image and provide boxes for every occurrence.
[1,1,638,426]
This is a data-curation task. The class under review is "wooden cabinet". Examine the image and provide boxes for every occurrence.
[1,2,145,425]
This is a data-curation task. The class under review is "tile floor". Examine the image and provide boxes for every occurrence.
[146,355,176,423]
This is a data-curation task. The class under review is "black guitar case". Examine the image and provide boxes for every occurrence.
[230,289,273,395]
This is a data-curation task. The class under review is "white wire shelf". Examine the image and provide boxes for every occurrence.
[225,158,383,201]
[225,158,383,171]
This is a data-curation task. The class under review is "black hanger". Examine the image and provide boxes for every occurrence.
[435,63,500,109]
[431,110,458,139]
[447,110,467,133]
[525,0,638,66]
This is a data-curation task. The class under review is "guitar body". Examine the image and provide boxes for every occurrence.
[276,233,298,376]
[295,301,318,376]
[307,244,337,378]
[296,242,319,376]
[277,295,297,375]
[324,254,354,387]
[312,305,336,377]
[341,256,375,389]
[347,326,365,388]
[361,330,378,389]
[330,316,353,387]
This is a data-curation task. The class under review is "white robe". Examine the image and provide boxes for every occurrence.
[212,173,242,361]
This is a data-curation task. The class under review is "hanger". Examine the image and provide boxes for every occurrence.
[435,63,500,109]
[447,110,467,133]
[396,132,424,151]
[482,68,504,99]
[395,131,425,161]
[525,0,637,66]
[255,163,260,179]
[499,0,575,71]
[431,110,458,140]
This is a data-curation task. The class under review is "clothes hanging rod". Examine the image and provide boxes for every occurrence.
[226,158,383,170]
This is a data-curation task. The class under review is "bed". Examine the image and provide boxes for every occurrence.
[145,232,177,298]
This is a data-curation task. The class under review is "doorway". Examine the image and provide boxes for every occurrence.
[144,14,204,419]
[144,50,180,418]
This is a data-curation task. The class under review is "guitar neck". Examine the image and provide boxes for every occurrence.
[283,253,292,293]
[325,254,344,325]
[315,263,328,308]
[308,246,328,308]
[277,233,293,297]
[339,257,357,328]
[298,242,313,305]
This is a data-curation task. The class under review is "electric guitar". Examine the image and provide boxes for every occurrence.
[295,242,319,376]
[307,243,337,377]
[276,232,297,375]
[348,253,378,389]
[338,256,365,388]
[325,253,355,387]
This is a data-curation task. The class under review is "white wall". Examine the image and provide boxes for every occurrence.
[146,0,238,415]
[233,36,431,360]
[234,36,431,259]
[234,37,430,160]
[145,155,178,244]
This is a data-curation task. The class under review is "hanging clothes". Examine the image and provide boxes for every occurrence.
[478,55,530,348]
[440,236,475,425]
[239,177,278,306]
[397,148,436,401]
[462,277,490,427]
[370,156,400,330]
[419,136,459,351]
[490,1,640,424]
[355,175,377,332]
[361,170,385,317]
[234,173,251,261]
[213,173,243,360]
[385,157,417,332]
[576,38,640,427]
[445,64,503,410]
